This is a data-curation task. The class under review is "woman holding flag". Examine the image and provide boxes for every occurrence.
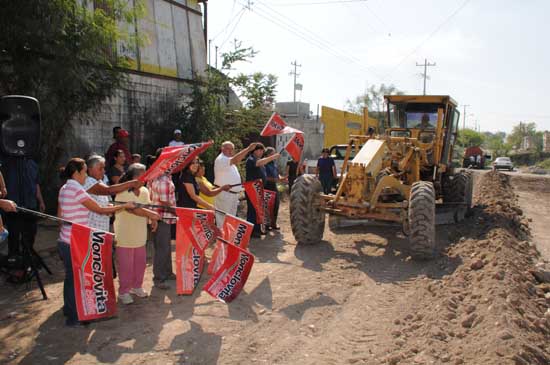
[57,158,135,327]
[114,164,160,304]
[245,143,280,237]
[176,158,231,210]
[264,147,285,230]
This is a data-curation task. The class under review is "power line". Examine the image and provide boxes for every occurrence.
[416,58,436,95]
[383,0,472,82]
[219,8,246,49]
[211,6,245,41]
[246,0,384,79]
[270,0,368,5]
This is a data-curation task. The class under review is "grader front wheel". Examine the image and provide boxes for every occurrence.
[290,175,325,245]
[408,181,436,260]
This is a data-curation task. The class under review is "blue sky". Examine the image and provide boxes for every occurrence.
[207,0,550,133]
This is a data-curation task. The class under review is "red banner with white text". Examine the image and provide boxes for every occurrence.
[284,132,305,162]
[243,179,264,224]
[260,112,302,136]
[139,141,213,182]
[70,224,117,321]
[175,208,217,295]
[207,214,253,275]
[203,238,255,303]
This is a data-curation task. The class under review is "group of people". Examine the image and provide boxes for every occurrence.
[54,134,308,327]
[0,124,338,327]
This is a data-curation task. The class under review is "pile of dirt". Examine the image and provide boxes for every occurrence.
[384,171,550,364]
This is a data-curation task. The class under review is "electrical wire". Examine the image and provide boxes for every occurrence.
[270,0,369,6]
[211,6,246,41]
[219,8,246,49]
[382,0,472,82]
[249,0,384,79]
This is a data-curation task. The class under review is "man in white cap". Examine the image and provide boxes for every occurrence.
[169,129,185,147]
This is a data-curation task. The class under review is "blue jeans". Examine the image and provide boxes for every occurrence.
[319,175,333,195]
[58,241,78,324]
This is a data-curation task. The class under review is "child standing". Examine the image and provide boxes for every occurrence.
[114,164,160,305]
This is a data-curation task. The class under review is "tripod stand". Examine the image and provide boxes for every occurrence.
[0,229,51,300]
[0,158,51,300]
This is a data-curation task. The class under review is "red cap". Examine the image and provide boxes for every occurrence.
[118,129,129,138]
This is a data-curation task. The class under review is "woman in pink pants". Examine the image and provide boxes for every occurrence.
[114,164,160,305]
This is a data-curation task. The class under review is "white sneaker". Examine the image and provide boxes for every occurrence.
[119,293,134,305]
[129,288,148,298]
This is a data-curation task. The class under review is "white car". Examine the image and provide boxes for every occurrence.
[493,157,514,171]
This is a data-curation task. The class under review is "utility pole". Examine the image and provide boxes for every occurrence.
[416,58,436,95]
[462,104,470,130]
[215,46,218,69]
[289,60,302,103]
[208,39,212,66]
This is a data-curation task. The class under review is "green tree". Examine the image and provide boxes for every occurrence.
[506,122,538,149]
[345,83,403,130]
[144,41,278,167]
[0,0,144,205]
[458,128,485,147]
[483,132,511,157]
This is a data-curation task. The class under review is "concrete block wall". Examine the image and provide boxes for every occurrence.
[66,73,193,161]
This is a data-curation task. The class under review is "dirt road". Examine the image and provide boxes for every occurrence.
[1,171,549,364]
[507,173,550,260]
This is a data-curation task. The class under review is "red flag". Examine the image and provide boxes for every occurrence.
[70,224,117,321]
[263,189,277,226]
[284,132,305,162]
[139,141,213,182]
[207,214,254,275]
[243,179,264,224]
[203,238,255,303]
[260,112,302,136]
[175,208,217,295]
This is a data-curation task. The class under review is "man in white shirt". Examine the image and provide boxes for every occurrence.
[168,129,185,147]
[214,141,259,226]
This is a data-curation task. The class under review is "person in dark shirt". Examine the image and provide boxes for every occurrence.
[176,158,230,210]
[245,143,280,236]
[264,147,285,230]
[316,148,336,194]
[1,157,46,256]
[285,157,301,193]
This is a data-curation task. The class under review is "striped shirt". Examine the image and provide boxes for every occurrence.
[58,179,92,243]
[149,174,176,223]
[83,176,111,232]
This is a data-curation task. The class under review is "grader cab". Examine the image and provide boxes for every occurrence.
[289,95,472,259]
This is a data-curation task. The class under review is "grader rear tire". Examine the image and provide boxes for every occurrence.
[444,172,473,221]
[290,175,325,245]
[408,181,436,260]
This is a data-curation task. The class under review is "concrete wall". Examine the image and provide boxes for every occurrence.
[68,73,193,160]
[69,0,206,160]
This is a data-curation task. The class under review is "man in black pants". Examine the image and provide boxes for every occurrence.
[1,157,45,257]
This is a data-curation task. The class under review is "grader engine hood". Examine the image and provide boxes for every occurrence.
[342,139,388,203]
[351,139,387,174]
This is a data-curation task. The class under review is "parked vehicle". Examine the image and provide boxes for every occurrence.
[493,157,514,171]
[462,146,489,169]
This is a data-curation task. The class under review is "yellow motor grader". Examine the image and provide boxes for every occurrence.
[289,95,472,259]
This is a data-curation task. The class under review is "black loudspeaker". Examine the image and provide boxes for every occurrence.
[0,95,41,157]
